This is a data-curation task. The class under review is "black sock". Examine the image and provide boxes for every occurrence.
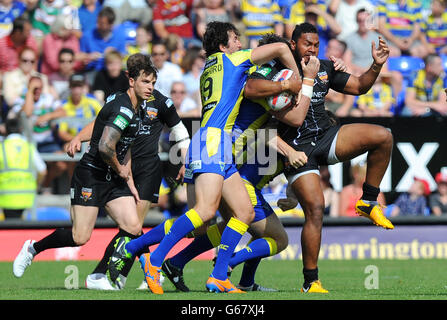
[303,267,318,287]
[120,230,150,278]
[92,228,137,275]
[33,228,77,255]
[361,183,380,202]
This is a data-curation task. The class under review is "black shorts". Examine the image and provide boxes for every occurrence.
[132,156,162,203]
[70,163,132,207]
[284,124,340,182]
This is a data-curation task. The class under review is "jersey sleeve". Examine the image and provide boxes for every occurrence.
[158,95,181,128]
[326,60,351,92]
[227,49,254,67]
[105,101,135,134]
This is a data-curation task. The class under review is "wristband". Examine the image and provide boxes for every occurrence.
[301,84,313,99]
[303,77,314,86]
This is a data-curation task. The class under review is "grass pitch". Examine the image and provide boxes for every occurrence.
[1,259,447,300]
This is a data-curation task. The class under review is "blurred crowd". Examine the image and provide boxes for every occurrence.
[0,0,446,219]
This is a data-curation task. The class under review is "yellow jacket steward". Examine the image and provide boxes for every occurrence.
[0,135,37,209]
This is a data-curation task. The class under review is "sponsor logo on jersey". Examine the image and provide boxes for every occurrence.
[317,71,328,83]
[120,106,134,119]
[113,115,129,130]
[81,187,92,202]
[146,107,158,120]
[106,94,116,103]
[165,98,174,108]
[189,160,202,171]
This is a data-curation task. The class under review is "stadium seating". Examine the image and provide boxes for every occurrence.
[387,56,424,78]
[441,55,447,71]
[23,207,70,221]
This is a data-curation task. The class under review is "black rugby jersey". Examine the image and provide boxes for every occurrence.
[81,91,141,170]
[131,89,181,161]
[278,59,350,146]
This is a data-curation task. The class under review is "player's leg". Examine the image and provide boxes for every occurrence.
[335,123,394,229]
[289,172,328,293]
[13,205,98,278]
[206,171,254,293]
[142,172,222,294]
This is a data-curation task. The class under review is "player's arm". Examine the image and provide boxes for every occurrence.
[65,120,95,157]
[98,125,129,181]
[169,121,191,181]
[272,56,320,127]
[342,36,390,95]
[251,42,301,93]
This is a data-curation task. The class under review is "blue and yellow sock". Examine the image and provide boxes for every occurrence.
[125,219,175,256]
[212,217,249,281]
[170,224,221,269]
[238,258,261,288]
[150,209,203,268]
[229,237,277,269]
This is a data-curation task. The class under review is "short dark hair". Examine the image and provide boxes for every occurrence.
[126,53,157,80]
[11,16,29,34]
[203,21,240,57]
[291,22,318,42]
[98,6,116,24]
[5,117,22,135]
[258,33,291,51]
[424,53,441,67]
[58,47,74,59]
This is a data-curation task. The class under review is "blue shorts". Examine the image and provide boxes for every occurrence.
[184,127,237,184]
[242,178,274,222]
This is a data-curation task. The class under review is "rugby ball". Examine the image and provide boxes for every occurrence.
[267,69,294,111]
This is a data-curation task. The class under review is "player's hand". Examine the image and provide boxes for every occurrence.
[286,73,302,95]
[176,164,186,182]
[277,197,299,211]
[330,55,348,72]
[118,165,131,182]
[286,150,308,169]
[301,56,320,79]
[126,175,141,204]
[65,136,82,158]
[372,36,390,66]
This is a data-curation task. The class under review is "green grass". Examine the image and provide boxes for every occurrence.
[1,259,447,300]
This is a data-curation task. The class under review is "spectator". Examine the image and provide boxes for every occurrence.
[319,165,339,217]
[29,0,81,43]
[0,116,46,219]
[125,23,153,60]
[48,48,75,101]
[403,53,447,116]
[377,0,426,57]
[92,49,129,104]
[430,170,447,216]
[152,0,197,48]
[344,8,381,76]
[151,40,183,98]
[391,177,430,216]
[165,33,185,66]
[328,0,374,42]
[0,0,26,38]
[285,0,342,59]
[170,80,201,118]
[419,0,447,56]
[181,46,205,104]
[2,46,53,107]
[11,75,66,194]
[78,0,102,34]
[0,16,38,73]
[40,14,81,76]
[324,38,355,116]
[46,74,102,178]
[103,0,152,26]
[240,0,283,49]
[195,0,230,39]
[338,163,386,217]
[79,6,127,75]
[354,69,394,117]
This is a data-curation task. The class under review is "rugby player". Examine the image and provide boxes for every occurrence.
[138,22,301,294]
[275,23,394,293]
[12,54,156,279]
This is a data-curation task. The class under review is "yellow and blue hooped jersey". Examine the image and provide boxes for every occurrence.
[200,49,254,134]
[421,13,447,52]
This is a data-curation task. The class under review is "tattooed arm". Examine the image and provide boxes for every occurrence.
[98,125,130,180]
